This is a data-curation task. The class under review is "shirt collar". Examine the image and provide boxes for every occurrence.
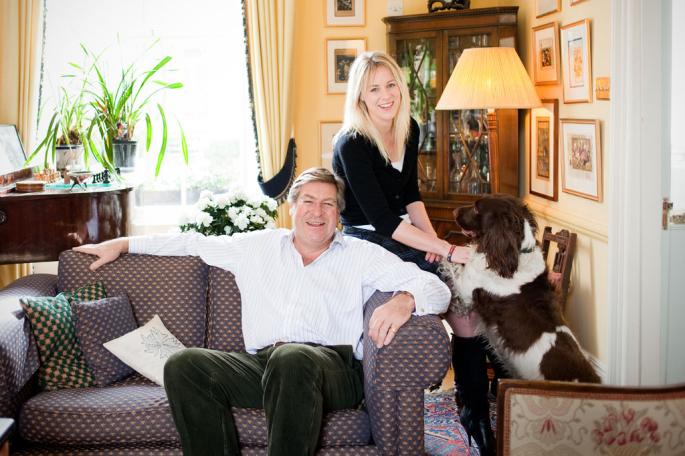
[281,229,346,251]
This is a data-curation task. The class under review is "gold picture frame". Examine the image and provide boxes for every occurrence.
[535,0,561,18]
[530,99,559,201]
[560,119,602,201]
[326,38,366,94]
[560,19,593,103]
[532,22,561,85]
[325,0,365,27]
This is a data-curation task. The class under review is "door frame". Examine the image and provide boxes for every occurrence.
[608,0,669,385]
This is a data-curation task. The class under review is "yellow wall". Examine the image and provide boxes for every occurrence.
[292,0,610,365]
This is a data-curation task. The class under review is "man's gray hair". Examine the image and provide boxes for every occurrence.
[287,167,346,212]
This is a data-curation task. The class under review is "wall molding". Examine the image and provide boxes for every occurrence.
[524,197,608,242]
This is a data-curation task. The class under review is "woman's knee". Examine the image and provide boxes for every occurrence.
[445,311,479,337]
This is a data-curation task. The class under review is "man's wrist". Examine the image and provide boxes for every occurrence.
[394,290,415,312]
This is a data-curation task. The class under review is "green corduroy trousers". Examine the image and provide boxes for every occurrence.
[163,343,364,456]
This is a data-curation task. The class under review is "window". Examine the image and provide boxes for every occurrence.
[38,0,258,232]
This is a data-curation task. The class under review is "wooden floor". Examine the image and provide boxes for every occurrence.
[439,367,455,392]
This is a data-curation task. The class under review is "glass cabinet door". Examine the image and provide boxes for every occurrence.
[396,37,438,194]
[446,33,492,195]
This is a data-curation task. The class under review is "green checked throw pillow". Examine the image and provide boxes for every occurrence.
[20,282,107,390]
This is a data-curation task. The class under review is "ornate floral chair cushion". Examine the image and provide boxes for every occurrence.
[497,379,685,456]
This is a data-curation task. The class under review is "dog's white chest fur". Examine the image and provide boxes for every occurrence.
[440,220,546,311]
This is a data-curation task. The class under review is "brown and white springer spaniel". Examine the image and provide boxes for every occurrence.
[439,195,600,383]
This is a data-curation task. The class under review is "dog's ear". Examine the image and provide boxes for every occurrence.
[522,203,538,239]
[480,212,522,278]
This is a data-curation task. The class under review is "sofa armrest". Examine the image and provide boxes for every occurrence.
[0,274,57,418]
[362,290,451,455]
[362,291,451,389]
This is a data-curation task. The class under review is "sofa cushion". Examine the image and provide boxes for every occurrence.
[206,267,245,352]
[58,251,209,348]
[104,315,185,386]
[19,282,107,390]
[72,295,137,386]
[19,375,179,446]
[232,407,371,447]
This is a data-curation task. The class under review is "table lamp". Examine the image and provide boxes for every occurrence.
[435,47,541,194]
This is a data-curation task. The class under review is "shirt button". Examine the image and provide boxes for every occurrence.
[395,195,400,199]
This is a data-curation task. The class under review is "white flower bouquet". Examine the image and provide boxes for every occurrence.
[179,190,278,236]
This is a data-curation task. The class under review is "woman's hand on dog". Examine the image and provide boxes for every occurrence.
[425,252,442,263]
[368,292,414,348]
[448,245,471,264]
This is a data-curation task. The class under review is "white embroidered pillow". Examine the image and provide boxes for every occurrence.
[103,315,186,386]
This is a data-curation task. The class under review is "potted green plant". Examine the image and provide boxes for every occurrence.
[27,85,93,174]
[84,45,188,176]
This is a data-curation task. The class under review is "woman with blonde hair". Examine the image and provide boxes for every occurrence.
[332,50,495,456]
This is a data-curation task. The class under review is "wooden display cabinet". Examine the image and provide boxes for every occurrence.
[384,7,520,243]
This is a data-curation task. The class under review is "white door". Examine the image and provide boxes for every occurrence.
[664,0,685,384]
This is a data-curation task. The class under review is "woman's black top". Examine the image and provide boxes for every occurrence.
[332,118,422,237]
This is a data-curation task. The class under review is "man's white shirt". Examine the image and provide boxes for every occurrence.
[129,229,449,359]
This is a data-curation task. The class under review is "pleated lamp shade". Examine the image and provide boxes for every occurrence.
[436,47,541,110]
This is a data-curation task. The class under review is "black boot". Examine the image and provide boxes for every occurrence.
[451,335,496,456]
[485,341,509,398]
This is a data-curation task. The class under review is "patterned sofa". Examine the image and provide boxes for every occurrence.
[0,250,451,455]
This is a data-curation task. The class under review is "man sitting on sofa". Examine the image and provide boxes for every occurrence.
[73,167,450,456]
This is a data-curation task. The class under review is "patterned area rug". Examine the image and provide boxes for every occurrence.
[424,389,497,456]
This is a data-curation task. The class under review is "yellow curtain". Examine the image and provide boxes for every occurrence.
[0,0,44,288]
[244,0,295,227]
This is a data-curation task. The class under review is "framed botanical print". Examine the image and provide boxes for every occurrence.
[530,99,559,201]
[560,19,593,103]
[560,119,602,201]
[532,22,561,85]
[325,0,365,26]
[535,0,561,18]
[320,121,342,171]
[326,38,366,94]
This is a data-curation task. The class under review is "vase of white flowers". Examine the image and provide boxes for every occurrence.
[179,190,278,236]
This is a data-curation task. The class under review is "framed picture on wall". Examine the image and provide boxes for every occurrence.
[535,0,561,18]
[530,99,559,201]
[325,0,365,26]
[326,38,366,94]
[320,121,342,171]
[532,22,560,85]
[560,119,602,201]
[570,0,588,5]
[560,19,592,103]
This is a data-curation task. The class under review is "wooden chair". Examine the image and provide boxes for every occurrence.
[496,379,685,456]
[540,226,577,312]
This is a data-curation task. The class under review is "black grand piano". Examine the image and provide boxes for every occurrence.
[0,124,131,264]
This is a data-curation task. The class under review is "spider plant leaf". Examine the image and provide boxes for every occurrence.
[26,112,58,165]
[145,113,152,151]
[179,122,188,165]
[155,103,167,177]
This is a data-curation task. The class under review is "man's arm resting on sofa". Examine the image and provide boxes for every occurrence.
[363,291,451,389]
[367,291,414,349]
[73,238,129,271]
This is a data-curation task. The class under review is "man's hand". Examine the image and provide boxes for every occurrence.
[72,238,129,271]
[368,292,415,349]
